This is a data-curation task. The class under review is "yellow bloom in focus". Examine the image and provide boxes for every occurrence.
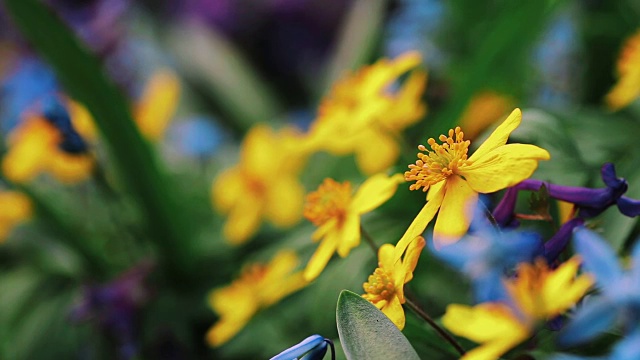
[459,91,514,140]
[2,115,94,184]
[397,108,550,251]
[206,250,307,347]
[606,29,640,110]
[442,257,594,360]
[0,191,32,242]
[362,236,425,330]
[303,173,404,281]
[306,51,427,175]
[212,125,307,244]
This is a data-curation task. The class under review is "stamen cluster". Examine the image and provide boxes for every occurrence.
[405,127,471,191]
[362,267,395,303]
[303,179,352,226]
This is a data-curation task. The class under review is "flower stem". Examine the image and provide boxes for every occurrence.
[404,297,466,356]
[360,225,379,254]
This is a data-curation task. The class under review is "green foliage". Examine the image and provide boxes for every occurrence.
[336,290,420,360]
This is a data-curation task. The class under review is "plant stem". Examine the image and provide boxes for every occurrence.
[404,298,466,356]
[360,224,379,254]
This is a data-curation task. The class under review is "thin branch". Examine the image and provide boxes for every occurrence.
[404,298,466,356]
[360,224,379,254]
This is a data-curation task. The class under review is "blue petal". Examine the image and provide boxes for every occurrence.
[270,335,326,360]
[558,297,617,347]
[573,227,623,289]
[473,271,509,303]
[300,341,328,360]
[610,326,640,360]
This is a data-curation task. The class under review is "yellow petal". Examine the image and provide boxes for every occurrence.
[433,176,478,248]
[395,183,445,261]
[542,257,594,315]
[427,180,445,201]
[468,108,522,162]
[381,294,406,330]
[460,144,550,194]
[336,212,360,258]
[135,69,180,141]
[442,303,529,360]
[378,243,396,270]
[605,68,640,110]
[67,99,98,140]
[354,131,400,175]
[397,236,425,286]
[206,313,253,347]
[351,173,404,214]
[47,152,94,184]
[211,167,245,213]
[264,175,304,228]
[223,198,263,245]
[303,230,339,281]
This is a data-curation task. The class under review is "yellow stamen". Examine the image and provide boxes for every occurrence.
[303,179,352,226]
[362,267,396,304]
[404,126,471,191]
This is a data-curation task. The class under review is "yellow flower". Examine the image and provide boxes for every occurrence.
[303,173,404,281]
[442,257,593,360]
[606,29,640,110]
[211,125,307,244]
[306,51,427,175]
[397,108,550,251]
[206,250,307,347]
[362,235,425,330]
[67,69,181,141]
[459,91,514,140]
[2,114,94,184]
[0,191,32,242]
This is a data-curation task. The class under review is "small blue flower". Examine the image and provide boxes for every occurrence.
[432,208,544,303]
[558,227,640,347]
[270,335,335,360]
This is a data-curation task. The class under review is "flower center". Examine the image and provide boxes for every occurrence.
[404,126,471,192]
[362,267,396,303]
[304,179,352,226]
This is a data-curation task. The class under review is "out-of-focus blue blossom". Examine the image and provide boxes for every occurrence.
[494,163,640,228]
[1,58,59,132]
[431,208,544,303]
[552,326,640,360]
[532,8,581,109]
[270,334,334,360]
[70,261,154,360]
[385,0,445,70]
[558,227,640,347]
[166,116,224,157]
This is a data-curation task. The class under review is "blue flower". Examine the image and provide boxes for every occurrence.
[270,335,335,360]
[552,326,640,360]
[558,227,640,347]
[432,209,544,303]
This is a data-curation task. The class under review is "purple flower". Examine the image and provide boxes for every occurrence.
[70,261,154,360]
[494,163,640,227]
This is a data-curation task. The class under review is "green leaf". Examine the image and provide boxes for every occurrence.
[4,0,196,281]
[336,290,420,360]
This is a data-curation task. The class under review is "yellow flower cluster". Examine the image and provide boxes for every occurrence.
[442,257,594,360]
[1,69,181,184]
[606,29,640,110]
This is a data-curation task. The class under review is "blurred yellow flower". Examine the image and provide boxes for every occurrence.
[442,257,593,360]
[67,69,181,141]
[212,124,307,244]
[0,191,32,242]
[397,108,550,251]
[459,91,513,140]
[206,250,307,347]
[606,29,640,110]
[306,51,427,175]
[362,236,425,330]
[303,173,404,281]
[2,114,94,184]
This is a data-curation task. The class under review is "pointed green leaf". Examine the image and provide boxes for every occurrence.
[336,290,420,360]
